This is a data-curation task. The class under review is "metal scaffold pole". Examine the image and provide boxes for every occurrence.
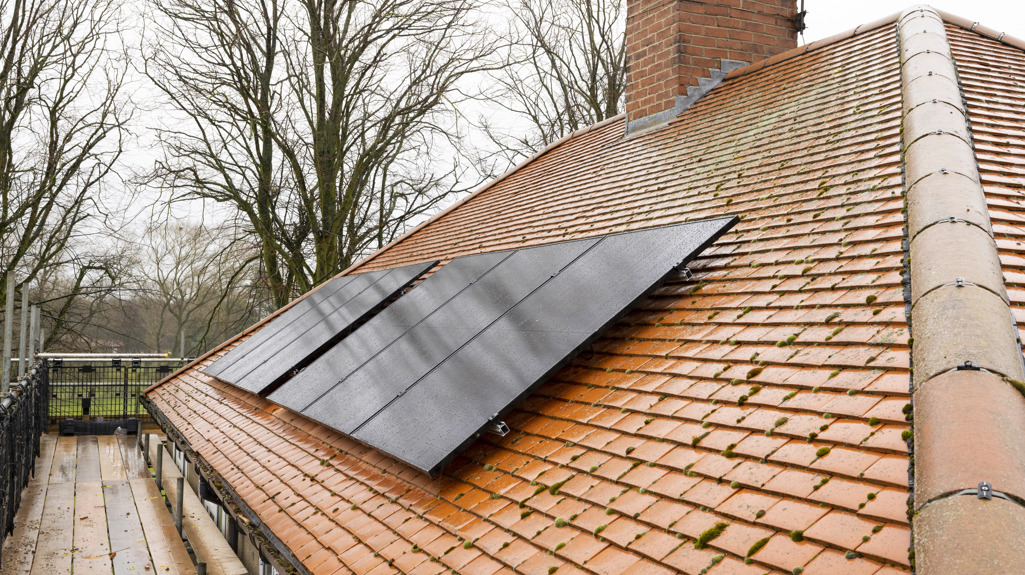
[2,272,13,393]
[27,306,38,363]
[17,283,27,377]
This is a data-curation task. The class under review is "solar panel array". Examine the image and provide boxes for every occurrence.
[202,260,436,394]
[266,217,736,475]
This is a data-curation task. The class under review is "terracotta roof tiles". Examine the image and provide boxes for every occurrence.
[143,5,1025,574]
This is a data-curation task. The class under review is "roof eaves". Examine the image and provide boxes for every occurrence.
[898,5,1025,573]
[724,11,902,81]
[143,396,313,575]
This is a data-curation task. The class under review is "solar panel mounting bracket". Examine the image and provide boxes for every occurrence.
[485,421,510,437]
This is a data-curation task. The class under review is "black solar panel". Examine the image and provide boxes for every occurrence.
[202,260,436,394]
[275,237,599,425]
[268,218,736,474]
[267,250,516,411]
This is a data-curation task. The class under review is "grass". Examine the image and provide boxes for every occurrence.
[50,383,151,419]
[48,364,171,421]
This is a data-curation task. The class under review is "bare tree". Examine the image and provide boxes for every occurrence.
[138,219,267,355]
[478,0,625,171]
[0,0,130,339]
[145,0,494,307]
[70,220,270,355]
[277,0,493,281]
[143,0,298,306]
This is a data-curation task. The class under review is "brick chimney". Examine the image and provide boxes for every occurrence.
[625,0,800,134]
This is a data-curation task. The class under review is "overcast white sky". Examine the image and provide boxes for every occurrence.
[129,0,1025,229]
[802,1,1025,42]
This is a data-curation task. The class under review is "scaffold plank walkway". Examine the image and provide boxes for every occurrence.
[0,435,196,575]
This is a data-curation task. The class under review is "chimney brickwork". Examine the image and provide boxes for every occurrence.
[625,0,799,134]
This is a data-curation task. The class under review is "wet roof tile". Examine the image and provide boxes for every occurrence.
[139,9,1025,573]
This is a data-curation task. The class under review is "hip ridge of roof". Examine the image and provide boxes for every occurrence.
[898,5,1025,572]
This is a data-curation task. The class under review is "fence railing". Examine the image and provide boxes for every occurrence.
[46,357,186,426]
[0,362,48,560]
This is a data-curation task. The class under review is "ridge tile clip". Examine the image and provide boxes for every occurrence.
[957,360,980,371]
[942,482,1023,510]
[979,481,993,500]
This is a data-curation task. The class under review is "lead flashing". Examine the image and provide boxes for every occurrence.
[624,59,748,137]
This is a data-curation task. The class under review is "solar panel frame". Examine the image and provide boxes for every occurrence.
[201,273,365,379]
[281,217,736,475]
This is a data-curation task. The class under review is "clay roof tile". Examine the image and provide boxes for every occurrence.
[143,5,1025,573]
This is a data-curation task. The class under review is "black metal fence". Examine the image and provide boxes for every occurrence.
[47,358,183,425]
[0,362,48,556]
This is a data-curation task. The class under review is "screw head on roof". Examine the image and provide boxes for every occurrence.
[940,169,949,175]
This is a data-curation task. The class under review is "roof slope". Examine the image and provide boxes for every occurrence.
[950,24,1025,344]
[144,8,1025,575]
